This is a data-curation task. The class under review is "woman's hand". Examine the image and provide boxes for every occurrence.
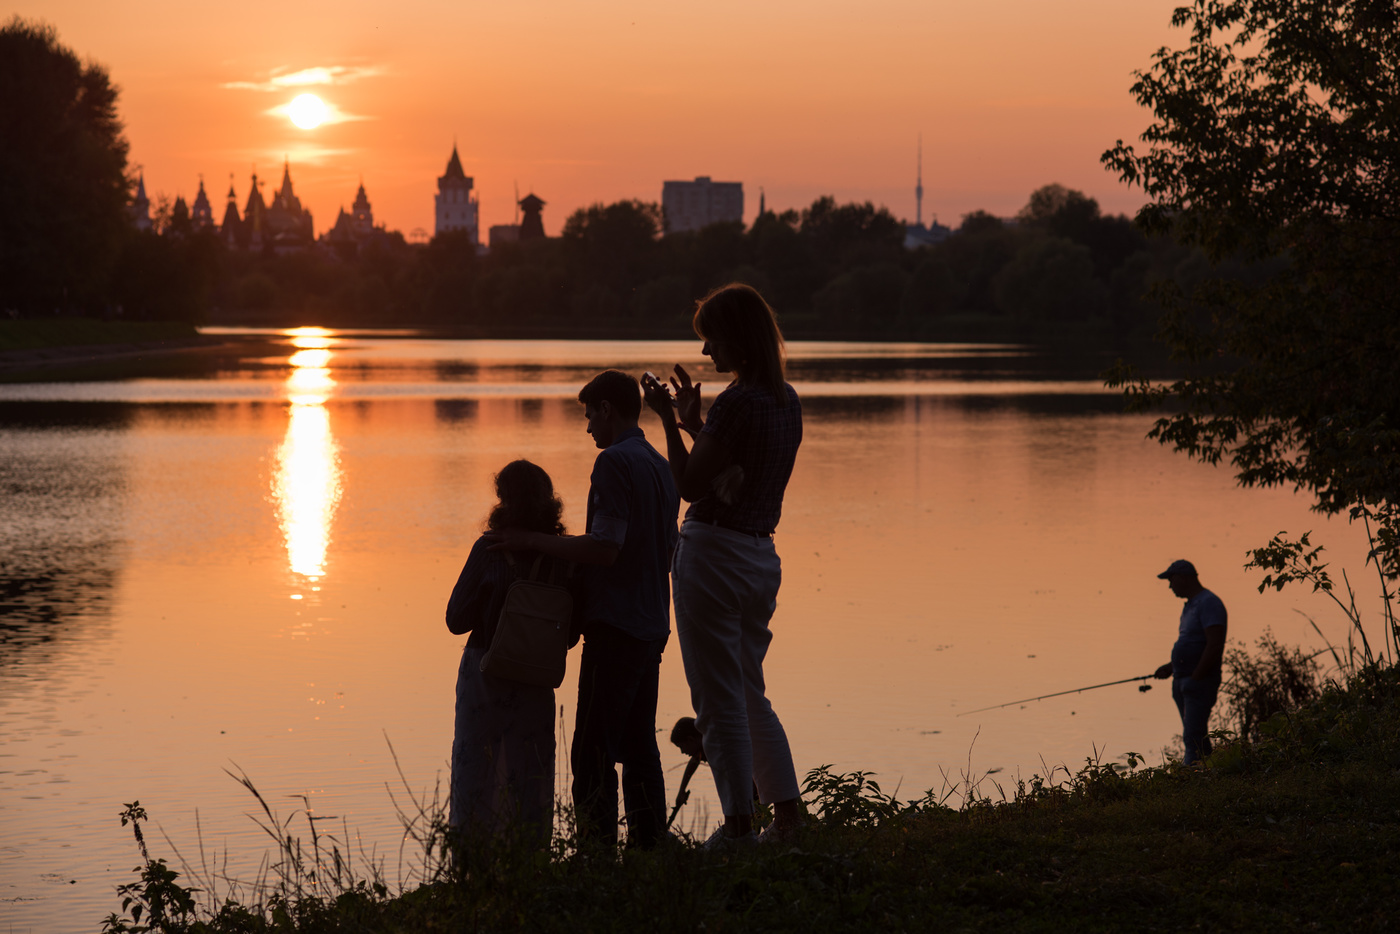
[670,364,703,434]
[642,371,675,420]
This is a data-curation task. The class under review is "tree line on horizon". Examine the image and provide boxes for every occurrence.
[1,16,1230,346]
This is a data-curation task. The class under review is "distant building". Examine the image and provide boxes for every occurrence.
[519,193,546,240]
[903,136,951,249]
[129,172,152,232]
[435,144,479,242]
[662,176,743,234]
[326,181,375,241]
[220,178,242,247]
[324,181,388,254]
[241,171,267,251]
[903,221,952,249]
[170,196,190,234]
[488,192,546,249]
[488,224,519,248]
[214,163,313,252]
[264,160,315,253]
[190,178,214,230]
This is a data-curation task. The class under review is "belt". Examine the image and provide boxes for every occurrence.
[692,517,773,538]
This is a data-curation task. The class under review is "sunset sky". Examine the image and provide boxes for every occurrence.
[22,0,1183,238]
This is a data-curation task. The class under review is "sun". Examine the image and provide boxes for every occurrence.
[287,93,328,129]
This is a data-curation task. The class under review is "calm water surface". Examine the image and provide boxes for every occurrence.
[0,331,1373,931]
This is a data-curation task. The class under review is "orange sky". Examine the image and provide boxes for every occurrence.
[21,0,1183,238]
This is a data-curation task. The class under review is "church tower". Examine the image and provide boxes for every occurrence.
[190,176,214,230]
[129,172,152,232]
[243,170,266,250]
[220,176,242,246]
[350,181,374,237]
[435,144,479,243]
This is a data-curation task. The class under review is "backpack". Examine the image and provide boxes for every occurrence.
[478,552,575,688]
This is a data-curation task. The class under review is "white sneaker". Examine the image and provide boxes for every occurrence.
[702,825,756,851]
[757,819,804,846]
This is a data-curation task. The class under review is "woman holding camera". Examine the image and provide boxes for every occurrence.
[642,283,804,845]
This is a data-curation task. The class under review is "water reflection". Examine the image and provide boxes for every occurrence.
[0,424,123,670]
[273,330,343,580]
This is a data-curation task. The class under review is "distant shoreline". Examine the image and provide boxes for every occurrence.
[0,315,1162,384]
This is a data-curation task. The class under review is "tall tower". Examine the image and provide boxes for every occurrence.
[350,181,374,237]
[220,175,242,246]
[435,143,479,243]
[190,176,214,230]
[129,172,152,232]
[518,193,546,240]
[915,134,924,228]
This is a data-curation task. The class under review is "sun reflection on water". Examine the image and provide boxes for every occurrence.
[273,331,343,580]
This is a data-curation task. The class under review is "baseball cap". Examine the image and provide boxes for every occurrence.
[1156,559,1198,579]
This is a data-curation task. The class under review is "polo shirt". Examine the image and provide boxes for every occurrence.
[1170,588,1228,678]
[583,427,679,640]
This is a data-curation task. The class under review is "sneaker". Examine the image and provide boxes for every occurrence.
[757,819,804,846]
[703,825,756,851]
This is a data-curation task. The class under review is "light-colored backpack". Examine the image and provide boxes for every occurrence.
[478,552,575,688]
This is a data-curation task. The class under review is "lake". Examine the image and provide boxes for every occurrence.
[0,330,1375,931]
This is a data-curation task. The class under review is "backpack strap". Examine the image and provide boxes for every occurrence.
[503,550,573,586]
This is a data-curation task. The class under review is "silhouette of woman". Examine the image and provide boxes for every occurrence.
[643,283,805,845]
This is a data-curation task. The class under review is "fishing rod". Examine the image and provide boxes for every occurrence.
[665,755,703,831]
[957,674,1156,717]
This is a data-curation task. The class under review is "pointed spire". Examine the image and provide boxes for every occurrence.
[191,175,214,229]
[442,144,467,181]
[134,172,148,202]
[280,157,295,198]
[243,169,265,218]
[759,187,766,216]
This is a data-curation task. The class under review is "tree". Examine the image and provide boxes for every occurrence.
[0,19,131,315]
[1018,184,1146,277]
[1103,0,1400,576]
[561,200,662,313]
[993,237,1105,323]
[799,196,905,287]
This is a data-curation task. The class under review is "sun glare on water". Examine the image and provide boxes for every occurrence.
[287,93,328,129]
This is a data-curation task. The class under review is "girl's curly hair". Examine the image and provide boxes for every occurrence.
[486,459,566,534]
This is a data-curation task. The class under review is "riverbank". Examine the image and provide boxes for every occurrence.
[0,318,282,382]
[106,664,1400,932]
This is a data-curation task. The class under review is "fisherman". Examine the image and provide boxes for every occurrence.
[1152,559,1227,765]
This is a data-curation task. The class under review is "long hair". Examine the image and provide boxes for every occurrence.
[486,460,566,534]
[693,283,788,403]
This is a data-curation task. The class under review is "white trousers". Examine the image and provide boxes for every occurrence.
[672,519,799,816]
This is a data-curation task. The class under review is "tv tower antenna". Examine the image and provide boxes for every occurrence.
[916,133,924,227]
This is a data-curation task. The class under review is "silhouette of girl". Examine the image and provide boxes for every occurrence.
[445,459,570,848]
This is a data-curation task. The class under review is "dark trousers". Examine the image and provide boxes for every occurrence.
[1172,675,1221,766]
[571,622,668,848]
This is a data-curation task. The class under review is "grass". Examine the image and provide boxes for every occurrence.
[0,317,198,353]
[101,658,1400,933]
